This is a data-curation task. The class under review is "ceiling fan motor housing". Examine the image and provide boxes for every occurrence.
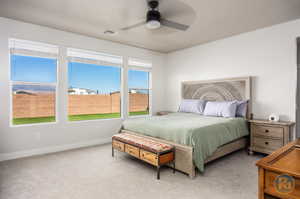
[146,1,161,29]
[122,0,188,31]
[146,10,161,23]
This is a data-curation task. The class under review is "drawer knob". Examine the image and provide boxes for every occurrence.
[265,142,269,145]
[265,129,269,133]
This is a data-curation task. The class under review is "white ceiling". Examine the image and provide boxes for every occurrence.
[1,0,300,53]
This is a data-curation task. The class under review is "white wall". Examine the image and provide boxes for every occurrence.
[2,16,300,160]
[165,19,300,124]
[0,17,166,160]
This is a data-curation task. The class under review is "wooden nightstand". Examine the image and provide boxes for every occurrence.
[156,111,173,116]
[249,120,295,155]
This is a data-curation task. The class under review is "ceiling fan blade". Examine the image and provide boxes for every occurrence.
[121,21,146,31]
[161,19,189,31]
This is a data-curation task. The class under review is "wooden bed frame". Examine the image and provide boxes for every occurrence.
[123,76,252,178]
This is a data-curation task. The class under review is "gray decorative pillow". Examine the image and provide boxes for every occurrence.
[235,100,248,117]
[203,101,238,118]
[178,99,206,114]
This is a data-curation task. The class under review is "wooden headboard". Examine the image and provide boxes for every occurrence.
[181,76,251,118]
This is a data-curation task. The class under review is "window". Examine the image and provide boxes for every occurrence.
[128,58,152,116]
[67,48,122,121]
[9,39,58,125]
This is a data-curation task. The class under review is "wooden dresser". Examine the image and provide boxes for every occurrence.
[256,139,300,199]
[249,120,294,155]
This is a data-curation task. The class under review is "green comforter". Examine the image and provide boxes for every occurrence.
[122,112,249,172]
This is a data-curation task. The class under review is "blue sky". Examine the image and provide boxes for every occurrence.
[11,55,57,83]
[11,55,149,94]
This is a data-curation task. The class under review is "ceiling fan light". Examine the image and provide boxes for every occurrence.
[146,20,161,29]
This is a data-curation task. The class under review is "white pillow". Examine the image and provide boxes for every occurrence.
[178,99,206,114]
[203,101,237,118]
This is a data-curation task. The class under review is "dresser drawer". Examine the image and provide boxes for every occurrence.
[125,144,140,158]
[265,171,300,198]
[253,124,283,139]
[112,140,125,152]
[253,137,283,151]
[140,149,158,166]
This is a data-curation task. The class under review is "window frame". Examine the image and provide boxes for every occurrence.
[127,59,152,118]
[8,39,155,125]
[66,48,123,122]
[9,39,59,127]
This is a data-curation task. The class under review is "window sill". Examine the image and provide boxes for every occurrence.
[66,117,123,124]
[10,117,124,127]
[128,114,151,119]
[10,121,58,128]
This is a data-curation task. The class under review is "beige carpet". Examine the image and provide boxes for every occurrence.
[0,144,264,199]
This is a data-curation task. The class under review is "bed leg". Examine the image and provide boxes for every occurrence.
[173,161,176,174]
[189,173,195,179]
[189,168,196,179]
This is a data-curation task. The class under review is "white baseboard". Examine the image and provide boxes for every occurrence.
[0,137,112,162]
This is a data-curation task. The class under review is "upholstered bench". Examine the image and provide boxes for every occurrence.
[112,133,175,179]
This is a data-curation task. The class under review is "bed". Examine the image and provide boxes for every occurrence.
[122,77,251,178]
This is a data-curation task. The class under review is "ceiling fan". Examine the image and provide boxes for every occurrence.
[121,0,189,31]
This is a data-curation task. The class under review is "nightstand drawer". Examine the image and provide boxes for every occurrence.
[253,125,283,139]
[253,137,283,151]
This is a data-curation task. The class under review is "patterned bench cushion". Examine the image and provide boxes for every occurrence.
[112,133,173,153]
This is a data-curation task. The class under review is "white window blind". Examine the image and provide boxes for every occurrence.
[128,58,152,71]
[67,48,123,67]
[9,38,59,58]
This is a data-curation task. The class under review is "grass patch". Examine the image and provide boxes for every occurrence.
[68,113,121,121]
[13,111,149,125]
[129,111,149,116]
[13,116,55,125]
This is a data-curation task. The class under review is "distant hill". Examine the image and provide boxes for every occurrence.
[13,84,55,93]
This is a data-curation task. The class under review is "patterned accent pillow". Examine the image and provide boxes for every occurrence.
[178,99,206,114]
[203,101,237,118]
[235,100,248,117]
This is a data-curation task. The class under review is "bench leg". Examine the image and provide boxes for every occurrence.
[173,148,176,173]
[157,166,160,180]
[112,146,114,157]
[173,161,176,174]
